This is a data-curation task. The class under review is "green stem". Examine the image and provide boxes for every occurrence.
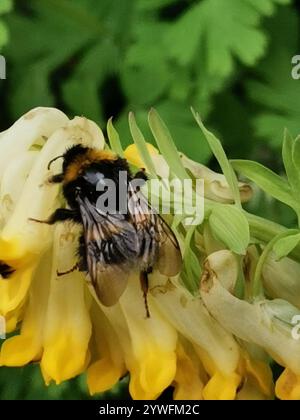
[234,255,245,299]
[245,212,286,242]
[245,212,300,263]
[252,229,300,297]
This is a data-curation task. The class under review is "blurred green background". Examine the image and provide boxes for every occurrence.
[0,0,299,399]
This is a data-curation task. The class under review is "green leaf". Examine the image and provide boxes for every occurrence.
[128,112,157,177]
[156,101,212,164]
[118,101,212,165]
[148,108,189,181]
[121,62,169,106]
[164,0,286,75]
[0,21,8,49]
[273,232,300,260]
[247,7,300,148]
[247,0,290,15]
[252,229,299,296]
[192,108,241,207]
[62,41,119,123]
[209,94,256,160]
[0,0,13,14]
[121,45,169,106]
[282,130,300,192]
[107,118,123,157]
[292,135,300,173]
[6,6,96,117]
[120,20,170,106]
[5,0,121,119]
[137,0,176,11]
[209,204,250,254]
[0,0,12,50]
[231,159,295,208]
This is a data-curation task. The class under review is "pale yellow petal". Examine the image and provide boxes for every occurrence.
[152,275,240,377]
[263,254,300,309]
[200,251,300,375]
[237,379,271,400]
[173,341,206,400]
[244,357,273,398]
[98,275,177,400]
[202,371,241,400]
[1,119,97,258]
[0,262,37,315]
[41,224,92,384]
[0,107,68,177]
[0,151,38,227]
[0,250,51,366]
[180,154,252,203]
[276,369,300,400]
[87,302,126,395]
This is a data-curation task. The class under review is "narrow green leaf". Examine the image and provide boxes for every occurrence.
[273,232,300,260]
[191,107,241,208]
[292,134,300,172]
[148,108,189,181]
[282,129,299,191]
[107,117,124,157]
[128,112,156,177]
[252,229,300,297]
[209,204,250,255]
[231,159,295,208]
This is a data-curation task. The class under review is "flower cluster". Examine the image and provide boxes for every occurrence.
[0,107,300,400]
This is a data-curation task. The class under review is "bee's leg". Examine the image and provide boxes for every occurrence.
[29,208,80,225]
[140,270,151,318]
[57,263,79,277]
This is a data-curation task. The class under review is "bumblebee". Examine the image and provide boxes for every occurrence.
[30,144,182,317]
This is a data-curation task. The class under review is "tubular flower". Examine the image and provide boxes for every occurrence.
[200,250,300,400]
[0,106,298,401]
[180,154,253,204]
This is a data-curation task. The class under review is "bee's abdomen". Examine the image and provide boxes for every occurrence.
[0,261,15,279]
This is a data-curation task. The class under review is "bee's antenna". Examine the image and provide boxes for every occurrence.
[47,155,64,171]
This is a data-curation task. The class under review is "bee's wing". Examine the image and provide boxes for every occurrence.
[155,214,182,276]
[128,183,182,276]
[78,197,138,306]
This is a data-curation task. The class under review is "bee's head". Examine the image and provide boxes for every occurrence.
[48,144,131,208]
[47,144,89,172]
[62,145,90,172]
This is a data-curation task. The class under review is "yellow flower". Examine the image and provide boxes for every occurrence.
[124,143,159,169]
[0,107,286,400]
[0,108,176,399]
[200,249,300,400]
